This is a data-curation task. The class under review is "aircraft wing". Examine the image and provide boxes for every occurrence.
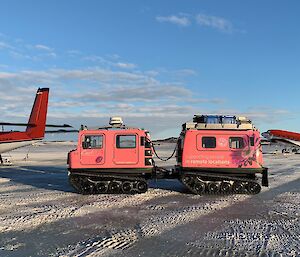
[45,129,79,134]
[270,138,300,147]
[0,122,36,127]
[45,124,73,128]
[0,122,73,128]
[262,130,300,148]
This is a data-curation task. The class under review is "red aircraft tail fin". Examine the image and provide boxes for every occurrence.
[26,88,49,139]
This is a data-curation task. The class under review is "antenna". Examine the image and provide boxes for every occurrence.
[109,117,123,127]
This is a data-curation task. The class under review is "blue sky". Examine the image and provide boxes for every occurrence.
[0,0,299,139]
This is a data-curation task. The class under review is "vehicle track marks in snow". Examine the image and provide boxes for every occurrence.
[0,189,179,233]
[61,195,248,256]
[189,192,300,257]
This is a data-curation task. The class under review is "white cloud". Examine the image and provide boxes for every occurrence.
[115,62,136,69]
[9,51,33,60]
[156,15,191,27]
[0,41,14,50]
[66,50,82,57]
[156,13,236,33]
[1,67,292,138]
[35,44,53,51]
[0,37,58,61]
[70,84,191,103]
[49,101,86,108]
[0,67,223,130]
[82,55,137,70]
[144,70,159,77]
[207,107,293,127]
[0,33,225,137]
[147,68,197,78]
[46,52,57,58]
[107,53,120,60]
[0,72,16,79]
[55,68,153,84]
[34,44,57,58]
[173,69,197,76]
[82,55,106,63]
[196,14,233,33]
[179,69,197,75]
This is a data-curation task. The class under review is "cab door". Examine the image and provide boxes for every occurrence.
[228,135,249,167]
[80,134,105,165]
[113,134,139,165]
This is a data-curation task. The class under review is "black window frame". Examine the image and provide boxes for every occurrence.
[229,137,245,149]
[82,135,103,149]
[116,135,137,149]
[250,136,255,147]
[202,136,217,149]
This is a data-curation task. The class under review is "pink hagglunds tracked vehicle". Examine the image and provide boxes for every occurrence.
[68,115,268,195]
[68,117,153,194]
[177,115,268,195]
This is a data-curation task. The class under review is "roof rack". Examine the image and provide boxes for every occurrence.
[183,115,255,131]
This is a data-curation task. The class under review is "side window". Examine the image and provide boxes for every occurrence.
[116,135,136,148]
[202,137,216,148]
[250,136,255,146]
[229,137,244,149]
[82,135,103,149]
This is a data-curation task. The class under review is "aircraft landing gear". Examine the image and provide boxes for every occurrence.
[0,155,12,166]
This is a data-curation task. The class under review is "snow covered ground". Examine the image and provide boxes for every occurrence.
[0,142,299,257]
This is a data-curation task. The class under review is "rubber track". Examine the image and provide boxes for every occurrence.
[69,173,148,195]
[180,173,262,195]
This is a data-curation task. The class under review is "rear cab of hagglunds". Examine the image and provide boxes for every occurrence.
[177,115,268,194]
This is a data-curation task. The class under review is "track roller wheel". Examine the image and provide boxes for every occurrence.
[81,183,94,194]
[207,182,220,194]
[232,181,245,194]
[75,177,94,194]
[193,181,206,194]
[220,182,232,194]
[108,181,121,193]
[97,181,108,193]
[181,175,193,186]
[246,182,261,194]
[136,181,148,193]
[121,181,133,194]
